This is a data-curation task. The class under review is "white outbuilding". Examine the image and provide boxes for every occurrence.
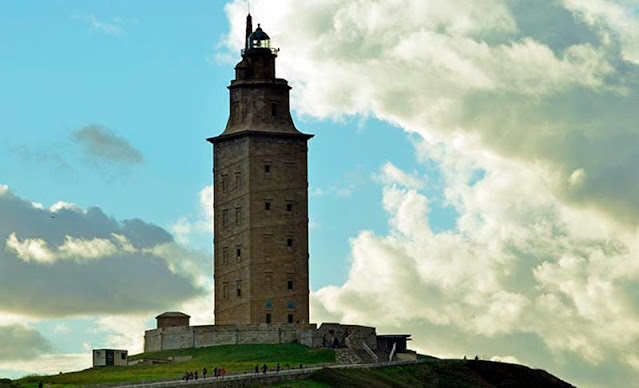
[92,349,128,367]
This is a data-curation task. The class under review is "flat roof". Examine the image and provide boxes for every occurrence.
[377,334,412,339]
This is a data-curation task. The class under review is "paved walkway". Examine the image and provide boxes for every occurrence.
[92,360,425,388]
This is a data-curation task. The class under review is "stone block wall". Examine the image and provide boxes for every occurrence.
[143,322,374,353]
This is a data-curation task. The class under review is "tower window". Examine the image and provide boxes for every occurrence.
[287,301,294,309]
[265,202,271,210]
[288,314,294,324]
[288,280,293,290]
[266,313,272,324]
[234,172,242,189]
[287,238,293,247]
[235,207,242,226]
[222,174,229,192]
[264,164,271,173]
[265,300,274,309]
[222,247,229,265]
[236,247,242,262]
[222,210,229,228]
[286,203,293,212]
[271,103,278,117]
[236,280,242,297]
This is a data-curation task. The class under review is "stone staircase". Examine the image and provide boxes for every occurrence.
[335,348,363,364]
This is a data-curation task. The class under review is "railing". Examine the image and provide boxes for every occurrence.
[389,342,397,362]
[362,342,379,363]
[241,47,279,55]
[344,330,356,350]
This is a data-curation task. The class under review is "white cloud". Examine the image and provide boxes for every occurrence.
[52,324,70,335]
[562,0,639,64]
[0,353,90,376]
[0,185,204,317]
[378,162,424,190]
[233,2,639,383]
[170,185,213,245]
[70,12,133,36]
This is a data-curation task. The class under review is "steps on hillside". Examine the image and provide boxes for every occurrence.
[335,348,363,364]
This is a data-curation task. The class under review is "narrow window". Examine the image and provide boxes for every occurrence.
[265,202,271,210]
[288,314,294,324]
[234,172,242,189]
[286,203,293,212]
[236,280,242,297]
[266,313,272,324]
[287,280,293,290]
[235,207,242,226]
[287,238,293,247]
[265,272,273,291]
[222,210,229,228]
[264,164,271,173]
[222,174,229,192]
[222,247,229,265]
[271,103,278,117]
[236,247,242,262]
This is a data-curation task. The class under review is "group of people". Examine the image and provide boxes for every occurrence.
[182,362,304,382]
[183,367,226,381]
[253,363,280,375]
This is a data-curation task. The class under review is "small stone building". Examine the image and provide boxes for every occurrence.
[92,349,128,367]
[156,312,190,328]
[377,334,417,361]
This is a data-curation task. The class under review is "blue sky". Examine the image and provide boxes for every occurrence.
[2,1,639,387]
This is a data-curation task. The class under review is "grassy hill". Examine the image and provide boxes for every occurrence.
[266,360,576,388]
[13,344,333,388]
[8,345,575,388]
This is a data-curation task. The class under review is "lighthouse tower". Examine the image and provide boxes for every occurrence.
[207,15,313,325]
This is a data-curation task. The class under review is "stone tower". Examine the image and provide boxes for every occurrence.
[207,15,313,325]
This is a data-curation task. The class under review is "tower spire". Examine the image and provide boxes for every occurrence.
[245,12,253,49]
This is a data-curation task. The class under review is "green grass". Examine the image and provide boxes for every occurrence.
[14,344,334,388]
[12,348,574,388]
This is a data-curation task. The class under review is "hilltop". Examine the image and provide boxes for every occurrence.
[7,344,575,388]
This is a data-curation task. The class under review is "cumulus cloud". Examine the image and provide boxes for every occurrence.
[0,185,204,317]
[311,157,639,387]
[224,0,639,224]
[223,1,639,387]
[0,325,53,361]
[170,185,214,245]
[73,125,143,165]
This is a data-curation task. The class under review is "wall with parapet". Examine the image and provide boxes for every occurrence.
[144,323,376,353]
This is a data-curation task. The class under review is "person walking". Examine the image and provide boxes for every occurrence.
[255,364,259,374]
[262,363,268,374]
[214,366,218,378]
[276,363,281,373]
[202,367,207,379]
